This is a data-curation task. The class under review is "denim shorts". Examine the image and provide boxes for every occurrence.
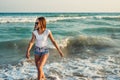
[34,46,49,56]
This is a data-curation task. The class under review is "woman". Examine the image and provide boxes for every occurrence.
[26,17,64,80]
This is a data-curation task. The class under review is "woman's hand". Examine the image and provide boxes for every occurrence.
[26,52,30,59]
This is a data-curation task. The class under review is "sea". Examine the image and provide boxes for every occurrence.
[0,13,120,80]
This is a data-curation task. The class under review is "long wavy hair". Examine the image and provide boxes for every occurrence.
[34,17,46,30]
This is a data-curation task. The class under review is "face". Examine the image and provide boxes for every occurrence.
[34,19,40,30]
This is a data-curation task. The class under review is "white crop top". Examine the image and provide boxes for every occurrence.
[33,29,51,48]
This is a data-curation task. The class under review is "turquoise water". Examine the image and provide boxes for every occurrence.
[0,13,120,40]
[0,13,120,80]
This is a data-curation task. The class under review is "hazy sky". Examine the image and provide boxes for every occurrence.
[0,0,120,12]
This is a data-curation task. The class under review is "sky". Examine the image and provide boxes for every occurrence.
[0,0,120,12]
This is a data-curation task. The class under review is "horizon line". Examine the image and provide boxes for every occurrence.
[0,11,120,13]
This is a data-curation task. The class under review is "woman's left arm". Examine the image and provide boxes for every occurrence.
[48,31,64,57]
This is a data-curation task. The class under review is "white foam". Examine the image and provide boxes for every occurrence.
[0,15,120,23]
[0,59,37,80]
[0,16,85,23]
[0,55,120,80]
[46,16,87,22]
[48,37,69,49]
[0,17,36,23]
[95,16,120,19]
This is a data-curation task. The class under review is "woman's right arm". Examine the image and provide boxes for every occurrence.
[26,33,36,59]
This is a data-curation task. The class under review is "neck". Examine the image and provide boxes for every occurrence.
[38,28,45,31]
[37,28,46,34]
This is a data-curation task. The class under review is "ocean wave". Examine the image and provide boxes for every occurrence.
[101,16,120,21]
[0,17,36,23]
[0,38,68,50]
[0,39,29,49]
[0,35,119,65]
[0,16,120,23]
[0,35,117,52]
[66,35,117,53]
[0,16,86,23]
[0,35,119,62]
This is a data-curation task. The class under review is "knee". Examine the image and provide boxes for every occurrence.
[35,61,39,67]
[38,66,43,71]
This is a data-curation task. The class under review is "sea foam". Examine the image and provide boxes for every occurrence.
[0,55,120,80]
[0,16,119,23]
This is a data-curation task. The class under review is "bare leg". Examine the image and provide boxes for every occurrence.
[38,54,49,80]
[35,54,40,79]
[35,54,49,80]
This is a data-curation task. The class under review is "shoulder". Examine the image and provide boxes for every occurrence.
[46,29,51,33]
[32,30,37,35]
[45,29,51,36]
